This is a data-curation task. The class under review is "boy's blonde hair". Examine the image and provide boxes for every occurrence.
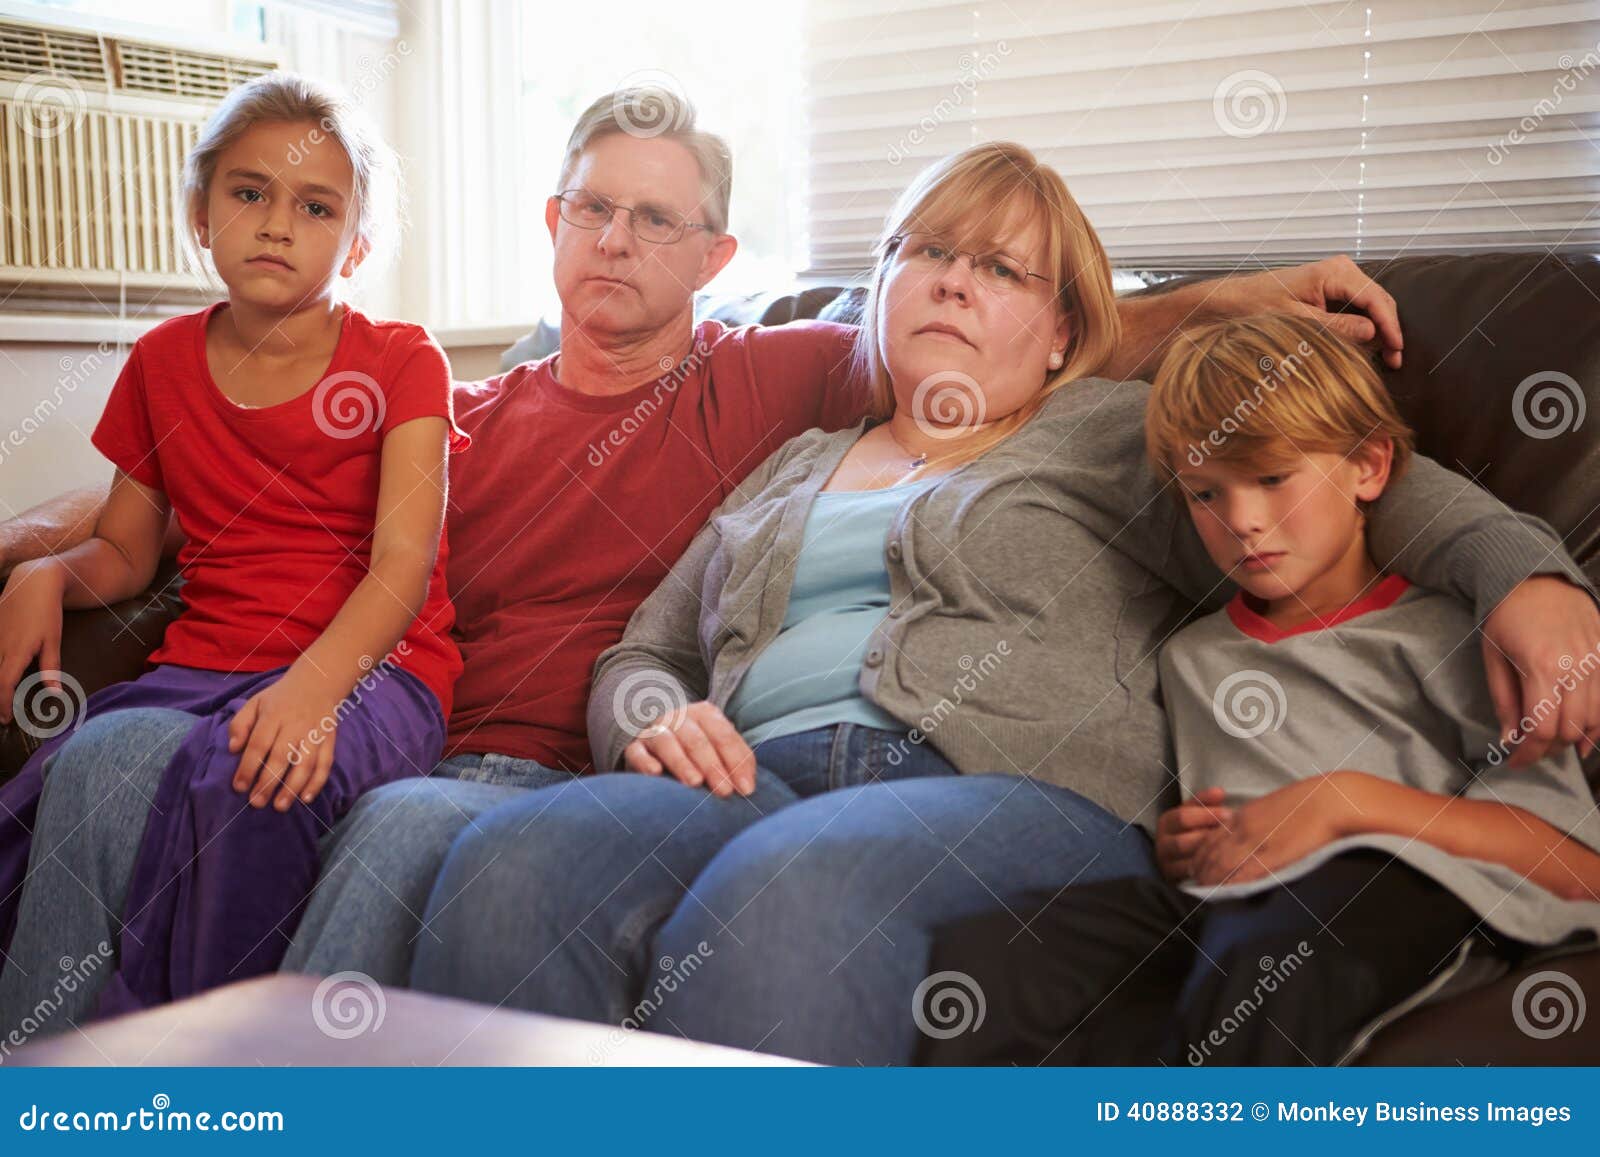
[855,141,1122,470]
[181,72,400,274]
[1146,313,1414,485]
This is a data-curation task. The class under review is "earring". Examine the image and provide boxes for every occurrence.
[1048,351,1064,370]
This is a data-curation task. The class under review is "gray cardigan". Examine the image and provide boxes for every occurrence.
[589,376,1591,831]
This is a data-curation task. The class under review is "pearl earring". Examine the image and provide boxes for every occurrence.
[1048,351,1064,370]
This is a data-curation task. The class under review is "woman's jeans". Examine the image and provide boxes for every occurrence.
[409,723,1157,1065]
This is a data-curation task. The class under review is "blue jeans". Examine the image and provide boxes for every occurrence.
[279,751,577,984]
[409,724,1157,1065]
[0,708,194,1039]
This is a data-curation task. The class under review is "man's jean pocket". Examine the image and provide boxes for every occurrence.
[435,752,578,792]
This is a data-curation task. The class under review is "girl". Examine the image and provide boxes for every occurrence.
[0,72,466,1016]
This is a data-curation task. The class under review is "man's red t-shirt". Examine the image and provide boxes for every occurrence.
[445,318,866,770]
[91,303,468,716]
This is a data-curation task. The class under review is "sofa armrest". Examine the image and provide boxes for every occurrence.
[0,561,183,782]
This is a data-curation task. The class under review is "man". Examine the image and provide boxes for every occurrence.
[1,88,1594,1028]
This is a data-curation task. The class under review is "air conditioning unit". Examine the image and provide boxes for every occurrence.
[0,12,279,311]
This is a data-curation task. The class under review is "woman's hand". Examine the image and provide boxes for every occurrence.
[622,700,757,798]
[228,664,346,811]
[1481,575,1600,766]
[0,559,67,725]
[1189,773,1364,887]
[1154,787,1233,883]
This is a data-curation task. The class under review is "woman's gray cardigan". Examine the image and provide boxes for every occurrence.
[589,377,1590,831]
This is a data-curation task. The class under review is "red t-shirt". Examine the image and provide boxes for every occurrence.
[446,318,867,771]
[91,303,468,716]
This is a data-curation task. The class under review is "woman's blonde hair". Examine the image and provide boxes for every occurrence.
[854,141,1122,469]
[1146,313,1414,484]
[180,71,400,277]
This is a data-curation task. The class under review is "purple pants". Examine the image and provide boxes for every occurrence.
[0,662,444,1017]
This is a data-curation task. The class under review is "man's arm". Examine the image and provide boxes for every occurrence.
[1105,255,1405,381]
[0,483,182,578]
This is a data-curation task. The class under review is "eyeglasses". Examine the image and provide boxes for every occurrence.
[553,189,712,245]
[887,231,1051,296]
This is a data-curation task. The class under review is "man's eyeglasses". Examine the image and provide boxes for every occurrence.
[553,189,712,245]
[887,231,1051,296]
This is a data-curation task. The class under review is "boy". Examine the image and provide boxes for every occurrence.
[918,314,1600,1066]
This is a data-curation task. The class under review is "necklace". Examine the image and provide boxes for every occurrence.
[885,425,929,471]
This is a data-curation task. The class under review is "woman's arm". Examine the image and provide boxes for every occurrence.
[587,435,819,788]
[229,417,449,811]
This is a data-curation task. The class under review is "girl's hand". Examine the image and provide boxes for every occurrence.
[1154,787,1233,883]
[228,665,346,811]
[622,700,757,798]
[0,559,67,725]
[1189,773,1364,887]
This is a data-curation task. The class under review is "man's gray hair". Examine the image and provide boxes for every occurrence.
[558,87,733,235]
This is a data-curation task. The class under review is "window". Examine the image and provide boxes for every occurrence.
[801,0,1600,276]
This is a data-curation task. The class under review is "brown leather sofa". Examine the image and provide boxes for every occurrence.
[3,252,1598,1063]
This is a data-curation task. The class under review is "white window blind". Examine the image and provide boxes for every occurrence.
[801,0,1600,276]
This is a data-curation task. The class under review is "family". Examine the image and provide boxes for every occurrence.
[1,73,1598,1066]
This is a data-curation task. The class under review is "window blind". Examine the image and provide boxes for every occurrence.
[801,0,1600,275]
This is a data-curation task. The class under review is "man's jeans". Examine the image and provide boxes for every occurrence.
[280,752,577,983]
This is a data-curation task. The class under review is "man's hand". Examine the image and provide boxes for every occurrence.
[1189,773,1363,887]
[1110,254,1404,380]
[1212,255,1404,369]
[622,700,756,798]
[1154,786,1232,883]
[1482,575,1600,766]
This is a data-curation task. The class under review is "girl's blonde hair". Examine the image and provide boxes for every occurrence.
[854,141,1122,469]
[1146,313,1414,483]
[180,71,399,277]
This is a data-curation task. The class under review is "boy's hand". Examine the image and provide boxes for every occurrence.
[1154,787,1232,882]
[1190,773,1363,886]
[0,559,67,725]
[228,665,346,812]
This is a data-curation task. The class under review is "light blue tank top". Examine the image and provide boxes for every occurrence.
[726,481,932,746]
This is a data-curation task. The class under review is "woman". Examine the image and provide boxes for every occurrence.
[408,143,1592,1064]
